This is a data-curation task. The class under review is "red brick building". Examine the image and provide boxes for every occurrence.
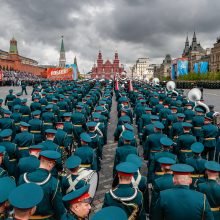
[91,51,124,79]
[0,37,45,76]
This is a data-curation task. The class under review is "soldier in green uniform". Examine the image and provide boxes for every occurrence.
[0,177,16,219]
[19,150,65,219]
[20,99,31,122]
[5,89,16,111]
[185,142,207,189]
[169,113,185,140]
[11,105,22,133]
[198,161,220,220]
[29,110,43,144]
[152,163,214,220]
[0,110,15,134]
[175,122,197,163]
[14,122,34,158]
[150,157,176,217]
[74,133,98,171]
[61,155,86,195]
[61,185,91,220]
[8,183,44,220]
[91,206,127,220]
[184,103,195,123]
[42,105,56,131]
[21,81,28,95]
[0,99,4,119]
[0,129,18,177]
[17,145,42,177]
[103,162,146,220]
[200,116,218,161]
[192,108,205,141]
[30,96,42,112]
[0,146,8,178]
[113,131,138,176]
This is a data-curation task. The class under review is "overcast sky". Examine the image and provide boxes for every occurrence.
[1,0,220,72]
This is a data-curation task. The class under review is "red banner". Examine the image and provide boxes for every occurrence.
[46,68,73,80]
[0,71,3,81]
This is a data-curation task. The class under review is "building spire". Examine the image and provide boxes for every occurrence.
[60,36,65,52]
[193,31,197,42]
[59,36,66,68]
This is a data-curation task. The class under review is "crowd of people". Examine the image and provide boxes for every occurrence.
[0,78,219,219]
[1,70,44,86]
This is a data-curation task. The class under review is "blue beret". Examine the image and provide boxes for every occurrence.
[32,110,41,116]
[63,185,90,203]
[116,162,138,174]
[154,121,164,129]
[205,161,220,172]
[20,122,30,127]
[0,129,12,137]
[126,154,142,168]
[86,121,97,127]
[122,130,134,141]
[0,177,16,203]
[9,183,43,209]
[191,142,204,153]
[80,132,92,143]
[91,206,127,220]
[45,129,57,134]
[157,157,176,165]
[171,164,194,173]
[160,137,173,146]
[40,150,61,160]
[65,155,81,169]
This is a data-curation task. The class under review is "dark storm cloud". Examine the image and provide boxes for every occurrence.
[1,0,220,71]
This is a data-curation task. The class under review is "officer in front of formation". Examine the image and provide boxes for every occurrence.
[152,163,214,220]
[5,89,16,111]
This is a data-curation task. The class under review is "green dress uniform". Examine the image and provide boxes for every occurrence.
[30,99,42,112]
[0,111,15,133]
[192,111,205,141]
[20,100,31,122]
[10,106,22,133]
[184,106,195,123]
[5,90,16,111]
[63,119,75,152]
[21,82,28,95]
[14,122,34,158]
[152,164,214,220]
[169,113,185,139]
[42,105,56,130]
[197,161,220,220]
[19,151,65,220]
[0,129,18,177]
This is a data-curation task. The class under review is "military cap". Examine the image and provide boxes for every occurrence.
[116,162,138,176]
[29,145,43,150]
[92,112,101,119]
[76,104,83,109]
[124,123,134,131]
[204,116,212,121]
[150,115,159,120]
[120,108,128,113]
[140,99,146,103]
[195,107,204,113]
[120,97,128,102]
[157,157,176,165]
[86,121,97,127]
[144,107,152,111]
[33,95,40,99]
[59,95,65,99]
[56,121,64,125]
[99,101,106,105]
[176,113,185,118]
[0,129,12,137]
[16,92,22,96]
[21,98,27,103]
[171,164,194,174]
[0,99,3,104]
[0,177,16,203]
[154,121,164,129]
[185,102,193,106]
[120,116,131,123]
[182,122,192,128]
[45,104,53,109]
[80,132,92,143]
[63,184,91,204]
[170,106,178,109]
[32,110,41,116]
[176,100,182,106]
[41,92,46,95]
[13,105,20,110]
[205,161,220,172]
[63,112,72,117]
[52,97,58,101]
[45,129,57,134]
[121,130,134,141]
[191,142,204,153]
[91,206,127,220]
[20,121,30,127]
[40,150,61,161]
[9,183,43,209]
[65,155,82,170]
[4,109,12,115]
[95,106,104,111]
[0,146,6,155]
[9,89,13,93]
[126,154,142,168]
[160,137,173,146]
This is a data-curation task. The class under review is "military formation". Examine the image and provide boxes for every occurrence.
[0,78,219,220]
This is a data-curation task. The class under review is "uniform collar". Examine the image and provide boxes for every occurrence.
[118,183,132,188]
[174,185,189,189]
